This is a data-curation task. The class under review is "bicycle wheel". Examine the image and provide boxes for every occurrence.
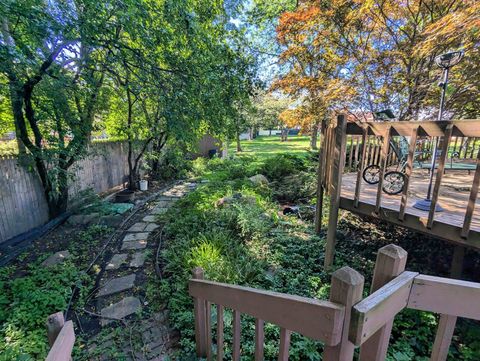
[363,165,381,184]
[383,171,405,195]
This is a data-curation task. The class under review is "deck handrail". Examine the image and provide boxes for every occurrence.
[191,244,480,361]
[189,266,364,361]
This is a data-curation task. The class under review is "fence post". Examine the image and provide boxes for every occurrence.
[192,267,208,357]
[324,266,365,361]
[46,312,65,347]
[359,244,407,361]
[325,115,348,268]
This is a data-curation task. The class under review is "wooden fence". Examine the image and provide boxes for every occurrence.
[190,244,480,361]
[0,142,132,243]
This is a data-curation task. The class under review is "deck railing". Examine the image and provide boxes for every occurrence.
[189,266,365,361]
[316,116,480,268]
[190,244,480,361]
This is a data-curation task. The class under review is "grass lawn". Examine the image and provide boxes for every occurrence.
[229,135,311,158]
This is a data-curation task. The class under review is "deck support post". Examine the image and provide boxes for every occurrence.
[315,120,328,234]
[324,267,364,361]
[324,115,347,269]
[359,244,407,361]
[450,245,465,279]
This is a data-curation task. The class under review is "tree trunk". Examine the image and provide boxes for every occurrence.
[236,130,242,152]
[310,123,319,150]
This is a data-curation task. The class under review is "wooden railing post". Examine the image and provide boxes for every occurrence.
[192,267,208,357]
[325,115,348,268]
[354,126,368,208]
[46,312,65,347]
[315,120,328,234]
[375,127,391,213]
[359,244,407,361]
[324,266,365,361]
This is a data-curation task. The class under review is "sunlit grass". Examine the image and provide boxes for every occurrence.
[228,135,311,159]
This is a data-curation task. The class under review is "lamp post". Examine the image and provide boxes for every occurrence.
[413,51,464,212]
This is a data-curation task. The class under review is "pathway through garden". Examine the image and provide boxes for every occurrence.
[87,181,196,360]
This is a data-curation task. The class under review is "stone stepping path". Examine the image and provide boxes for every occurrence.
[97,274,136,297]
[100,296,142,326]
[130,252,146,268]
[91,181,197,359]
[106,254,128,270]
[121,233,149,250]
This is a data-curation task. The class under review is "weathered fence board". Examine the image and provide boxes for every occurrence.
[0,142,133,243]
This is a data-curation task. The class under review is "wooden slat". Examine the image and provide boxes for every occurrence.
[46,321,75,361]
[407,275,480,320]
[354,136,360,168]
[428,126,453,229]
[348,136,354,169]
[192,268,207,357]
[206,301,212,361]
[277,328,291,361]
[217,305,224,361]
[375,127,391,213]
[399,127,419,221]
[351,271,417,347]
[233,310,241,361]
[254,319,264,361]
[430,314,457,361]
[323,267,365,361]
[325,115,348,269]
[278,328,291,361]
[354,128,368,208]
[189,279,345,345]
[461,148,480,237]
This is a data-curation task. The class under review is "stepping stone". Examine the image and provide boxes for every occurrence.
[100,296,142,326]
[122,239,148,250]
[142,215,157,223]
[96,274,136,297]
[145,223,159,232]
[123,232,149,242]
[130,252,147,268]
[42,250,71,267]
[128,222,148,232]
[106,254,128,270]
[154,200,170,208]
[151,208,168,215]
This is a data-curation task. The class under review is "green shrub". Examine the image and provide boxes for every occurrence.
[260,154,307,181]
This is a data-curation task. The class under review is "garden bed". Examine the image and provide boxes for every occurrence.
[157,155,480,360]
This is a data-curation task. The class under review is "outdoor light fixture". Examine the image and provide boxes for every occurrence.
[413,51,464,212]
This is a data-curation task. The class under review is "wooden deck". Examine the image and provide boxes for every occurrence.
[340,167,480,248]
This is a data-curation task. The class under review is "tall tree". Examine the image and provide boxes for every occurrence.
[0,0,125,217]
[274,0,480,123]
